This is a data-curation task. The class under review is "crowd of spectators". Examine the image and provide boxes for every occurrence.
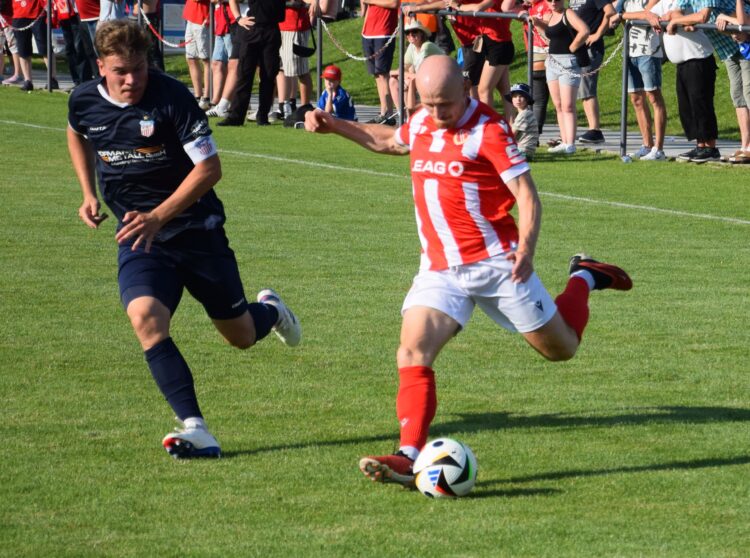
[2,0,749,161]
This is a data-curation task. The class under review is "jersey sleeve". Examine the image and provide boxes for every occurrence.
[67,91,86,135]
[479,119,530,184]
[166,77,218,165]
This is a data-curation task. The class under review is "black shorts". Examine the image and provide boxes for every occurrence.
[14,17,48,58]
[461,45,485,85]
[482,36,514,67]
[117,228,247,320]
[363,36,396,76]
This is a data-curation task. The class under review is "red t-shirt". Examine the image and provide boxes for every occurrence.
[11,0,44,19]
[478,0,512,43]
[395,98,529,271]
[76,0,99,21]
[279,5,311,32]
[183,0,210,25]
[362,2,399,38]
[450,14,481,47]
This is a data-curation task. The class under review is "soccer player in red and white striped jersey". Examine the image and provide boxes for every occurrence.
[305,55,632,487]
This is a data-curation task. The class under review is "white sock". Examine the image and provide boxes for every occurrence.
[572,270,595,291]
[184,416,207,430]
[217,98,230,111]
[399,445,419,461]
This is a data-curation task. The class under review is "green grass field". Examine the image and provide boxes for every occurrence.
[1,84,750,557]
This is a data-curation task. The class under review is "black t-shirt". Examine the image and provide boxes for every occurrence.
[569,0,610,54]
[246,0,285,25]
[68,70,225,241]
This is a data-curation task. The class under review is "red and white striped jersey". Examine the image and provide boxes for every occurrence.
[395,98,530,271]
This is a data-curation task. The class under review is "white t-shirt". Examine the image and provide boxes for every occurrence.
[624,0,663,57]
[404,41,444,72]
[651,0,714,64]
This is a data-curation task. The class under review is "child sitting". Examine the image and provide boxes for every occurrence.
[317,65,357,121]
[505,83,539,161]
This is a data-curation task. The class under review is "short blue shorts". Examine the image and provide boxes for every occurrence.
[627,55,663,93]
[362,36,396,76]
[212,33,233,62]
[117,228,247,320]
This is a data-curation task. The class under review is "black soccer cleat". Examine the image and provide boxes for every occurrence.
[569,253,633,291]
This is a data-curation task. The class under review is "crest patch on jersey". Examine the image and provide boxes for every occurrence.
[140,116,155,137]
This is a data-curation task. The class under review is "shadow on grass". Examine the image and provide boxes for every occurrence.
[482,454,750,487]
[471,487,562,499]
[221,406,750,458]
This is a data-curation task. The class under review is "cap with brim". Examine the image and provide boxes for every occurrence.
[504,83,534,105]
[321,65,341,81]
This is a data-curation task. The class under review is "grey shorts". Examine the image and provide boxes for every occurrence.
[280,29,310,77]
[546,54,582,88]
[724,51,750,109]
[185,21,209,59]
[578,48,603,100]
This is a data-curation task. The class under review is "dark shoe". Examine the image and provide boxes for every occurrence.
[569,253,632,291]
[216,118,244,127]
[268,110,283,123]
[20,80,33,92]
[383,113,399,126]
[690,147,721,163]
[677,147,699,161]
[49,78,59,90]
[256,120,270,126]
[366,114,386,124]
[578,129,605,144]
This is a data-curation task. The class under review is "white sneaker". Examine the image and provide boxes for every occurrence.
[206,105,228,118]
[2,75,22,85]
[563,143,577,154]
[257,288,301,347]
[246,110,257,122]
[548,142,568,153]
[634,145,651,159]
[162,422,221,459]
[198,98,211,111]
[640,147,666,161]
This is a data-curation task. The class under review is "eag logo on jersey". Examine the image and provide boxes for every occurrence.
[412,159,465,177]
[140,116,155,138]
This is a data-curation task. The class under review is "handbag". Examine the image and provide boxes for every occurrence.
[293,29,317,58]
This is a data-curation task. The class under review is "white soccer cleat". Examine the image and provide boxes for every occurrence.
[162,422,221,459]
[257,288,301,347]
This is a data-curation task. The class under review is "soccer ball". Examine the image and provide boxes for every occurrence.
[413,438,478,498]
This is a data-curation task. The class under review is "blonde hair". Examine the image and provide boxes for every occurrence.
[95,20,151,59]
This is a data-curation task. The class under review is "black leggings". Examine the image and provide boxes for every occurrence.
[532,69,550,135]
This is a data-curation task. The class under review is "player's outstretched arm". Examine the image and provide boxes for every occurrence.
[304,108,408,155]
[67,126,108,229]
[115,154,222,253]
[504,171,542,284]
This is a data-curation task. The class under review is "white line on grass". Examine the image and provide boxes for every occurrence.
[4,118,749,226]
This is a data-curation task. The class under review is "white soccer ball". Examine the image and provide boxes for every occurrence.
[413,438,478,498]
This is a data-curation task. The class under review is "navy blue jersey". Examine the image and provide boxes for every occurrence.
[68,70,225,241]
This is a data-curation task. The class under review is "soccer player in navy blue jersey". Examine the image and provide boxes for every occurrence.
[67,20,302,459]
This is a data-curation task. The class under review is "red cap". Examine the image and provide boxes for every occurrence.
[321,65,341,81]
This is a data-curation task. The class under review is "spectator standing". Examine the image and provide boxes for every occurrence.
[67,20,302,459]
[218,0,285,126]
[76,0,99,73]
[668,0,747,162]
[276,0,314,120]
[361,0,399,124]
[0,0,22,84]
[207,0,234,110]
[11,0,58,91]
[506,82,539,159]
[54,0,92,87]
[317,63,358,120]
[388,18,442,115]
[653,0,719,160]
[99,0,126,22]
[183,0,211,110]
[716,0,750,163]
[206,0,239,118]
[131,0,164,70]
[515,0,552,133]
[569,0,615,144]
[534,0,590,154]
[612,0,668,160]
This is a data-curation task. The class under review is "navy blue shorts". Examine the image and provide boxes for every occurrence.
[118,228,248,320]
[363,36,396,76]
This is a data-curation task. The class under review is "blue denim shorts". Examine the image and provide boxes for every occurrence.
[627,55,663,92]
[212,33,233,62]
[546,54,582,88]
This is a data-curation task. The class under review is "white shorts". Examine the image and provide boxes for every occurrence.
[185,21,209,60]
[1,26,17,54]
[401,254,557,333]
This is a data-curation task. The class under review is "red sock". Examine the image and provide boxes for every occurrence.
[555,276,590,341]
[396,366,437,451]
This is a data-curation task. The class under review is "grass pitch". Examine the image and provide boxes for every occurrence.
[1,87,749,557]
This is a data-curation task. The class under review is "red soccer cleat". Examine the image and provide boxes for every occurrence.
[359,451,415,488]
[569,253,633,291]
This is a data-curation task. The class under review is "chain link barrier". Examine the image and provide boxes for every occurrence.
[320,18,400,62]
[544,36,625,79]
[2,12,46,32]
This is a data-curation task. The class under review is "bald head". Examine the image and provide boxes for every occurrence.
[415,55,465,104]
[414,55,468,129]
